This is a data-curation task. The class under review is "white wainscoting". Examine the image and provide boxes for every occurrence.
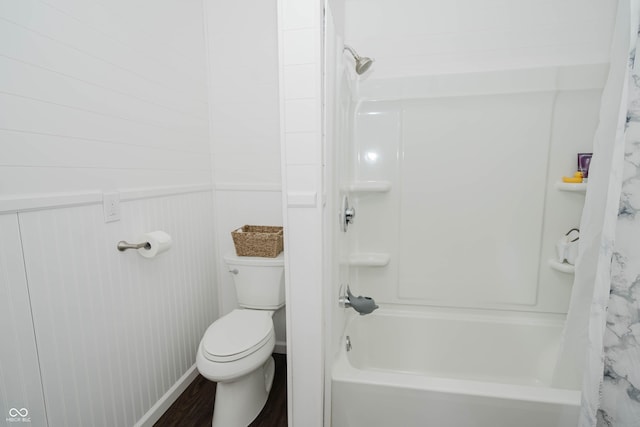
[1,187,217,427]
[0,214,48,426]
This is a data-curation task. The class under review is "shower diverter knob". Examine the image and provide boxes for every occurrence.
[341,195,356,232]
[345,206,355,224]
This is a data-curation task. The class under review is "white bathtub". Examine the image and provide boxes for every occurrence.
[331,309,580,427]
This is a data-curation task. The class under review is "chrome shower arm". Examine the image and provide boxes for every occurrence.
[343,44,361,60]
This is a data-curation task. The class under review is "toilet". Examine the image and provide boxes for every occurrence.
[196,252,285,427]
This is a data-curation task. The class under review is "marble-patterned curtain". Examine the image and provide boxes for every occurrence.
[597,15,640,425]
[555,1,640,426]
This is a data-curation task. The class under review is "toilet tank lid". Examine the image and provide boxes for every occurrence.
[203,310,273,359]
[224,252,284,266]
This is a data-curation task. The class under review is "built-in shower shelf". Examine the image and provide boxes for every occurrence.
[348,253,391,267]
[548,259,575,274]
[347,181,391,193]
[555,182,587,193]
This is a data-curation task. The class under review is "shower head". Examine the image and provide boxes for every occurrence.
[344,45,374,75]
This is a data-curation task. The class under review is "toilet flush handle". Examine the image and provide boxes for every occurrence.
[229,269,238,274]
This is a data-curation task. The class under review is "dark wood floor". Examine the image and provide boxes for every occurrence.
[154,353,287,427]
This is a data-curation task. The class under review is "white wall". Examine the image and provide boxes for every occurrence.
[278,0,325,425]
[0,0,211,194]
[204,0,281,185]
[345,0,617,80]
[203,0,286,350]
[0,1,217,426]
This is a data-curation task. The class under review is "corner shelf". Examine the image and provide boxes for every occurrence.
[555,181,587,193]
[348,253,391,267]
[347,181,391,193]
[548,259,575,274]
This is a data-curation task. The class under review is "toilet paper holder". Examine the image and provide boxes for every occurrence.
[117,240,151,251]
[117,231,172,258]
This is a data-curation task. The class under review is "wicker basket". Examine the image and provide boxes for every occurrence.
[231,225,284,257]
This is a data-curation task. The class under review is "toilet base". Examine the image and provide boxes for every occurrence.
[212,356,276,427]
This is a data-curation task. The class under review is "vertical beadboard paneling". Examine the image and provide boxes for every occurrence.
[0,214,47,426]
[18,191,217,427]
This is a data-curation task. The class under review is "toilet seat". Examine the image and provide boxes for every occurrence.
[202,309,273,362]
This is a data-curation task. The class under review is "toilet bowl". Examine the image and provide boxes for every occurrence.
[196,252,284,427]
[196,310,276,426]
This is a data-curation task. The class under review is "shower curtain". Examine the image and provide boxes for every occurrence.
[595,6,640,423]
[555,0,640,425]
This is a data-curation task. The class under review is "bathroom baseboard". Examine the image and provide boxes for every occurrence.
[134,364,199,427]
[274,341,287,354]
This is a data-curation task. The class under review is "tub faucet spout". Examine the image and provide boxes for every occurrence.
[339,286,379,315]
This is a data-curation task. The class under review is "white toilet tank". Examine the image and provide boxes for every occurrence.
[224,253,285,309]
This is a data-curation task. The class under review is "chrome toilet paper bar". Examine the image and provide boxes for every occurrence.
[117,240,151,251]
[117,231,172,258]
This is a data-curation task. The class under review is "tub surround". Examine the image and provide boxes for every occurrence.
[347,65,605,314]
[326,1,620,426]
[330,51,609,427]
